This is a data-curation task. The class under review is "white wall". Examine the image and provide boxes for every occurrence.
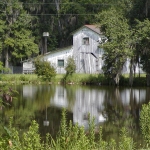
[23,61,35,74]
[43,47,73,74]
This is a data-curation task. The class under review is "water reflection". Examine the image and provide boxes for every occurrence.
[22,85,149,129]
[1,84,150,143]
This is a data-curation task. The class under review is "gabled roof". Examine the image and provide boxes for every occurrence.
[44,45,73,56]
[72,24,102,35]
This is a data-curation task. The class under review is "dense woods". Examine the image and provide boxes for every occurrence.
[0,0,150,85]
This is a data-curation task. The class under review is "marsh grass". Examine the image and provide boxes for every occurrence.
[2,108,149,150]
[0,74,38,83]
[0,73,147,86]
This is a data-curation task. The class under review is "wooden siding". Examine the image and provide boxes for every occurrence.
[72,27,104,74]
[23,61,35,74]
[22,25,144,74]
[43,47,73,74]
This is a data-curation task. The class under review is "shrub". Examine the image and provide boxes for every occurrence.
[65,57,76,75]
[34,57,56,81]
[19,75,28,81]
[140,102,150,146]
[119,128,135,150]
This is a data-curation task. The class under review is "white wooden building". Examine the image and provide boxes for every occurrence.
[23,24,143,74]
[43,46,73,74]
[43,25,105,74]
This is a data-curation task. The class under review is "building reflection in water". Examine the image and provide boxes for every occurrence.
[23,85,148,128]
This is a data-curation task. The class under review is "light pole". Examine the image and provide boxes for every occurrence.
[43,32,49,55]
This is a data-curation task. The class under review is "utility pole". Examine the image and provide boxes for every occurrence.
[43,32,49,55]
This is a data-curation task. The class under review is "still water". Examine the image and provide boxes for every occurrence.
[1,84,150,145]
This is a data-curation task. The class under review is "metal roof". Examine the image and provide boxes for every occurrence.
[84,25,101,34]
[72,24,102,35]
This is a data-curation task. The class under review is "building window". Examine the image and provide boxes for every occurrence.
[58,59,64,67]
[83,37,89,45]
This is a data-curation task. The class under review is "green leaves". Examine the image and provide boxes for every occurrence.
[0,0,39,67]
[96,8,132,84]
[65,56,76,75]
[134,19,150,75]
[140,102,150,146]
[34,57,56,81]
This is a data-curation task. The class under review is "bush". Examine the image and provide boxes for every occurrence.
[65,57,76,75]
[2,108,150,149]
[34,57,56,81]
[140,102,150,146]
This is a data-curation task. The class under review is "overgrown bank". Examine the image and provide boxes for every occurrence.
[1,102,150,150]
[0,73,147,86]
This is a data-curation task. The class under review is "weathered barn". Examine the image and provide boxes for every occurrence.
[43,25,105,74]
[23,24,143,74]
[72,25,104,73]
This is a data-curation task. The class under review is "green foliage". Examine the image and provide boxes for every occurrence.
[19,75,28,81]
[0,84,18,107]
[140,102,150,146]
[65,56,76,75]
[2,107,150,149]
[34,57,56,81]
[96,8,133,85]
[88,116,96,149]
[119,128,135,150]
[23,120,43,149]
[134,19,150,75]
[98,126,108,149]
[0,0,39,67]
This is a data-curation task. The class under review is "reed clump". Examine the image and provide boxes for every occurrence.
[3,105,150,150]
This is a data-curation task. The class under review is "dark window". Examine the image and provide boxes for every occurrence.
[58,59,64,67]
[83,37,89,45]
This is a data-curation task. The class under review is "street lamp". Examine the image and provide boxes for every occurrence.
[43,32,49,54]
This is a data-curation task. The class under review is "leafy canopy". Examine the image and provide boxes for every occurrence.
[96,8,132,81]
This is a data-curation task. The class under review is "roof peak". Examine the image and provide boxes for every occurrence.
[71,24,101,35]
[84,25,101,34]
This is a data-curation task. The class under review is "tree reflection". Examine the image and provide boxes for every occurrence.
[102,87,146,143]
[1,84,149,144]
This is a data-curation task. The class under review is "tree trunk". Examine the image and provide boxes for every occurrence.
[54,0,62,35]
[129,59,133,86]
[5,48,9,68]
[146,73,150,86]
[146,0,148,17]
[114,73,120,86]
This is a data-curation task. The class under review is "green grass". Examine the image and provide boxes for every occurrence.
[0,73,147,86]
[0,109,136,150]
[0,74,38,82]
[1,104,150,150]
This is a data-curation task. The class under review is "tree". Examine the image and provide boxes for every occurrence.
[0,20,5,53]
[96,8,133,85]
[65,56,76,75]
[22,0,58,52]
[134,19,150,86]
[0,0,39,68]
[34,57,56,81]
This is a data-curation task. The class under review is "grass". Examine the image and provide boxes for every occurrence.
[0,73,147,86]
[0,103,150,150]
[1,104,150,150]
[0,109,136,150]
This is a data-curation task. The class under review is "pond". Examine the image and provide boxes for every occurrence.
[1,84,150,146]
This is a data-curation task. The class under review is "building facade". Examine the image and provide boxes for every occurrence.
[23,25,143,74]
[43,25,104,74]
